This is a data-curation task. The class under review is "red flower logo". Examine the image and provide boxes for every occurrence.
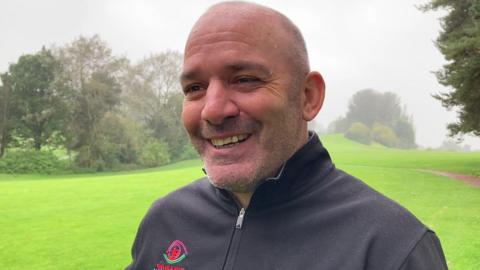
[163,240,188,264]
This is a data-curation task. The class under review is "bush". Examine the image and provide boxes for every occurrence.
[0,150,66,174]
[139,140,171,168]
[73,113,144,171]
[179,143,199,160]
[371,123,398,147]
[345,122,371,144]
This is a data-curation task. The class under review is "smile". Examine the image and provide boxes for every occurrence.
[210,134,249,148]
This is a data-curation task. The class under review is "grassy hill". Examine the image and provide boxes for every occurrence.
[322,134,480,176]
[0,134,478,269]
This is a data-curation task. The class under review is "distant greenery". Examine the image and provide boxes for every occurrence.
[345,122,371,144]
[330,89,416,148]
[0,150,66,174]
[0,35,197,173]
[0,135,478,269]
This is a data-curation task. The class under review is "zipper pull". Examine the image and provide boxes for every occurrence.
[235,208,246,229]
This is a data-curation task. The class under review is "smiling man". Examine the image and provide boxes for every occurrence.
[126,2,448,270]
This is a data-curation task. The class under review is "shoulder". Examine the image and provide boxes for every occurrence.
[320,168,430,269]
[324,168,425,226]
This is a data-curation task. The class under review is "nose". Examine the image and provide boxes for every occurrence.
[201,80,239,125]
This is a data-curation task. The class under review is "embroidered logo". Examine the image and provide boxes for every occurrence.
[163,240,188,264]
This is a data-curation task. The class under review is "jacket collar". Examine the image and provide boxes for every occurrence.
[214,131,334,212]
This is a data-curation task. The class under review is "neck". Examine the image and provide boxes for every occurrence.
[231,191,253,208]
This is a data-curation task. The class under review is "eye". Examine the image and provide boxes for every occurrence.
[234,76,260,84]
[183,83,205,95]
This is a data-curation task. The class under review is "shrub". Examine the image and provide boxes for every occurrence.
[179,143,199,160]
[139,140,171,168]
[345,122,371,144]
[371,123,398,147]
[73,113,144,171]
[0,150,66,174]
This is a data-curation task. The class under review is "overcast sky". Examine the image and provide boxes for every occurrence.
[1,0,479,150]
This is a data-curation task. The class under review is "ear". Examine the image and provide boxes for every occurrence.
[301,71,325,121]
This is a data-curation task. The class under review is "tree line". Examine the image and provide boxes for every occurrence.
[0,35,197,173]
[330,89,417,148]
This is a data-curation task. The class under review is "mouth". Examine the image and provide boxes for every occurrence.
[210,134,250,149]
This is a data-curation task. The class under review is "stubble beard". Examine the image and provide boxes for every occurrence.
[194,111,303,194]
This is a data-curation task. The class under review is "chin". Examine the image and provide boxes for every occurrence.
[205,165,260,193]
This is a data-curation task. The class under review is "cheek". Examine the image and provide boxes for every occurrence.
[236,93,288,122]
[181,102,202,134]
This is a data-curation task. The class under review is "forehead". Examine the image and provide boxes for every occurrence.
[182,31,277,81]
[183,11,286,78]
[185,30,261,59]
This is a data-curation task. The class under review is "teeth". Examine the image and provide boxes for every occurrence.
[211,134,248,147]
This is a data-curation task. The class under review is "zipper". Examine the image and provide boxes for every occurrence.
[221,207,246,270]
[235,208,246,229]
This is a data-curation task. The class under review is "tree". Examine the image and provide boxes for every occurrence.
[55,35,126,169]
[345,89,402,128]
[71,71,122,168]
[422,0,480,136]
[7,48,67,150]
[394,117,416,149]
[0,73,15,157]
[335,89,416,148]
[121,51,189,160]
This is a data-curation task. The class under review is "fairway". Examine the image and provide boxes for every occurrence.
[1,135,479,269]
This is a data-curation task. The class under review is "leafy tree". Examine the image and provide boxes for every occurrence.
[394,117,416,149]
[422,1,480,136]
[335,89,416,148]
[0,73,15,157]
[7,48,67,150]
[55,35,125,169]
[346,89,402,128]
[70,71,122,169]
[121,51,189,160]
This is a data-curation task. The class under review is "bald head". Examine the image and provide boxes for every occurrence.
[181,1,326,200]
[185,1,310,82]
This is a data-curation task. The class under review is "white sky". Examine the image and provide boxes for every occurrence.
[1,0,479,150]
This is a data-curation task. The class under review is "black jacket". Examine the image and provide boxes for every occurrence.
[126,134,448,270]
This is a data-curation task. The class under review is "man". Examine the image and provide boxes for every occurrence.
[126,2,448,270]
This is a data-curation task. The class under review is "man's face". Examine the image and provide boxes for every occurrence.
[181,14,306,193]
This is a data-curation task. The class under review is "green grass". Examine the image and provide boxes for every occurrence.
[0,135,479,269]
[321,134,480,176]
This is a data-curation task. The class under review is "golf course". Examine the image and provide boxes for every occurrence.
[1,134,479,269]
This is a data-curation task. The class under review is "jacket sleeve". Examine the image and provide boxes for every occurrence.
[124,218,145,270]
[398,230,448,270]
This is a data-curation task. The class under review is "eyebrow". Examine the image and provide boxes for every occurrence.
[226,61,272,77]
[180,60,272,82]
